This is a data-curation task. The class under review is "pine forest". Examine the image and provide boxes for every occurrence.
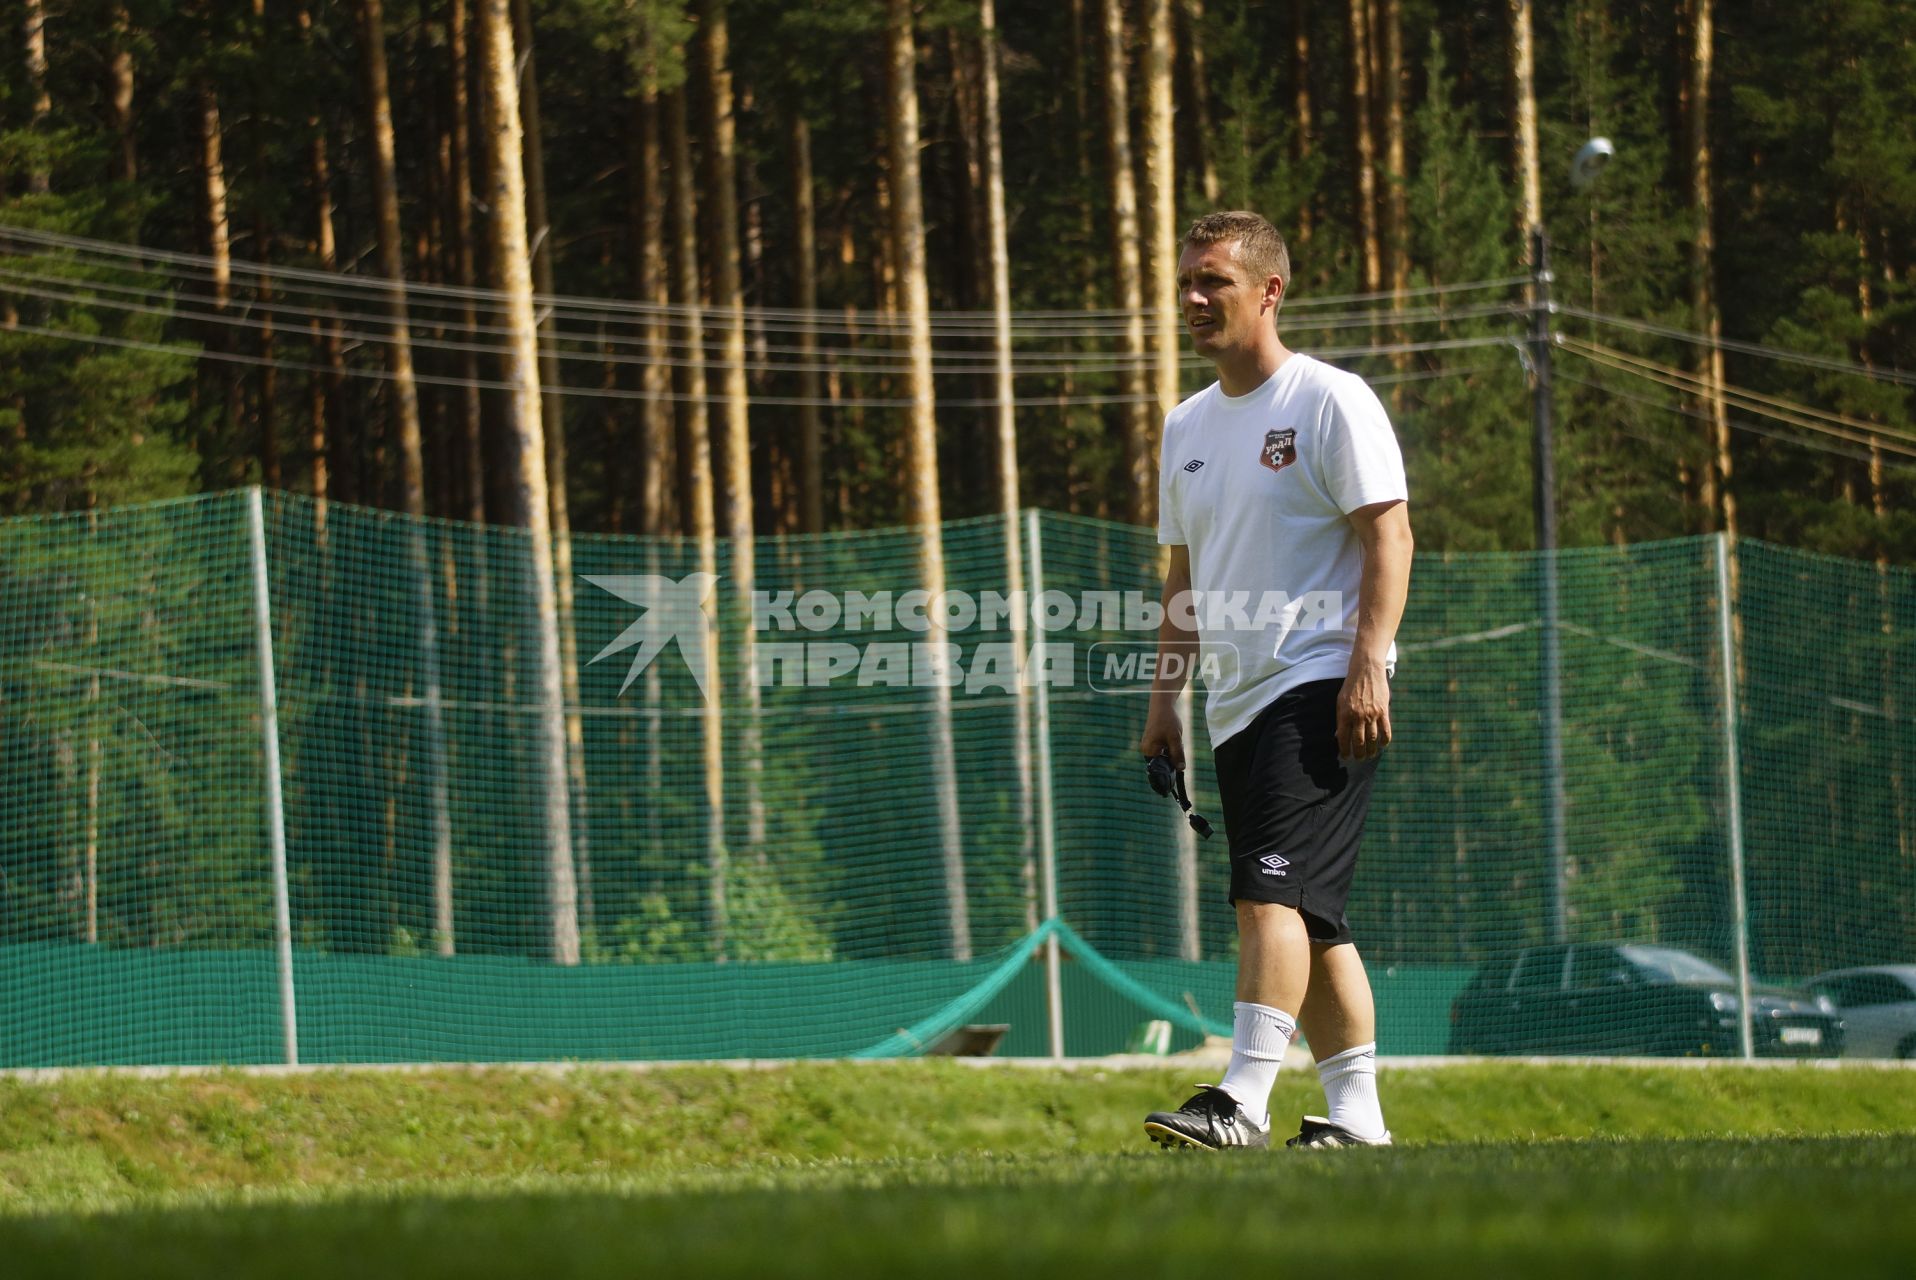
[0,0,1911,560]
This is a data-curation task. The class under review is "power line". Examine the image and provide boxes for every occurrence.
[0,246,1524,349]
[0,270,1526,380]
[1558,304,1916,390]
[0,222,1528,332]
[3,272,1525,367]
[1554,368,1916,471]
[0,260,1524,359]
[1,315,1510,409]
[1557,336,1916,450]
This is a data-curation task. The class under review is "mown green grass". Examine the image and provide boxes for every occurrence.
[2,1062,1913,1276]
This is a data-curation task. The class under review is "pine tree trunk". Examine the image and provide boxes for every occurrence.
[476,0,578,965]
[947,28,990,510]
[1510,0,1543,234]
[1065,0,1098,511]
[948,29,985,306]
[255,213,280,487]
[1348,0,1382,294]
[1098,0,1152,524]
[358,0,456,956]
[887,0,970,961]
[1141,1,1201,961]
[596,240,624,535]
[511,0,592,925]
[830,216,864,527]
[790,113,824,534]
[1688,0,1734,539]
[737,84,772,404]
[251,8,279,491]
[24,0,49,194]
[109,4,137,184]
[698,0,767,854]
[632,85,673,537]
[1292,4,1314,245]
[310,136,348,513]
[196,90,229,291]
[1382,0,1409,380]
[449,0,487,526]
[1179,0,1220,205]
[299,0,345,517]
[195,79,244,482]
[978,0,1038,933]
[1070,0,1097,310]
[312,17,356,507]
[1141,0,1180,450]
[359,0,428,516]
[666,86,728,958]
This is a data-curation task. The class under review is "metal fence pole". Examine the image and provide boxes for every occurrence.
[1714,532,1754,1059]
[1529,227,1569,944]
[1026,509,1065,1060]
[247,486,299,1066]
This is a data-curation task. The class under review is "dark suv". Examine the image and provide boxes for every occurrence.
[1448,943,1844,1058]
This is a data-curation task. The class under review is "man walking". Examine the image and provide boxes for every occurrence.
[1140,212,1413,1151]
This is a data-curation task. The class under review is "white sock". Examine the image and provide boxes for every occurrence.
[1316,1042,1386,1140]
[1217,1001,1294,1128]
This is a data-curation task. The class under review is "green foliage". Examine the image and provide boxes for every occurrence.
[0,497,270,949]
[724,875,836,962]
[1714,0,1916,556]
[0,149,196,511]
[581,893,701,963]
[1539,0,1696,548]
[1397,33,1528,552]
[0,0,1909,557]
[1200,2,1350,295]
[560,0,696,94]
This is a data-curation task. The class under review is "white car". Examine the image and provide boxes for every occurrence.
[1807,966,1916,1059]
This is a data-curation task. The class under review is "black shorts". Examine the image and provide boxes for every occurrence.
[1212,678,1380,945]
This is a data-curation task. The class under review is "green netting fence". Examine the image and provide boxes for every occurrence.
[0,489,1909,1066]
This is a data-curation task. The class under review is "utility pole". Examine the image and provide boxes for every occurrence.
[1529,225,1567,944]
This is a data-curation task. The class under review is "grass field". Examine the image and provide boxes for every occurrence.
[3,1061,1914,1277]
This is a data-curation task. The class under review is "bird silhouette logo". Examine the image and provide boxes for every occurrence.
[583,572,719,700]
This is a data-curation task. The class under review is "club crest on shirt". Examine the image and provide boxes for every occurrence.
[1260,428,1297,474]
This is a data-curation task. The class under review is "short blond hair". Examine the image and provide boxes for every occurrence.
[1183,211,1291,298]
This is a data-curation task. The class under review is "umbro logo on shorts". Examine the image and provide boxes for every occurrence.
[1259,853,1290,876]
[1183,459,1205,472]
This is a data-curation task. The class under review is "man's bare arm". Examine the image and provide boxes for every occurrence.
[1138,543,1196,767]
[1338,500,1413,760]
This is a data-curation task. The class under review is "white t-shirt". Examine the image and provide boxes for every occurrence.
[1157,353,1408,747]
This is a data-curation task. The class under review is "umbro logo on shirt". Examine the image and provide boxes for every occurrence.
[1183,459,1205,472]
[1259,854,1290,876]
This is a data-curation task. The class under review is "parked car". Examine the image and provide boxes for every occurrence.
[1806,965,1916,1059]
[1449,942,1844,1058]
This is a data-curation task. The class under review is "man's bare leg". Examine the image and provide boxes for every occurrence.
[1236,901,1312,1009]
[1294,941,1388,1141]
[1297,941,1375,1056]
[1213,901,1311,1127]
